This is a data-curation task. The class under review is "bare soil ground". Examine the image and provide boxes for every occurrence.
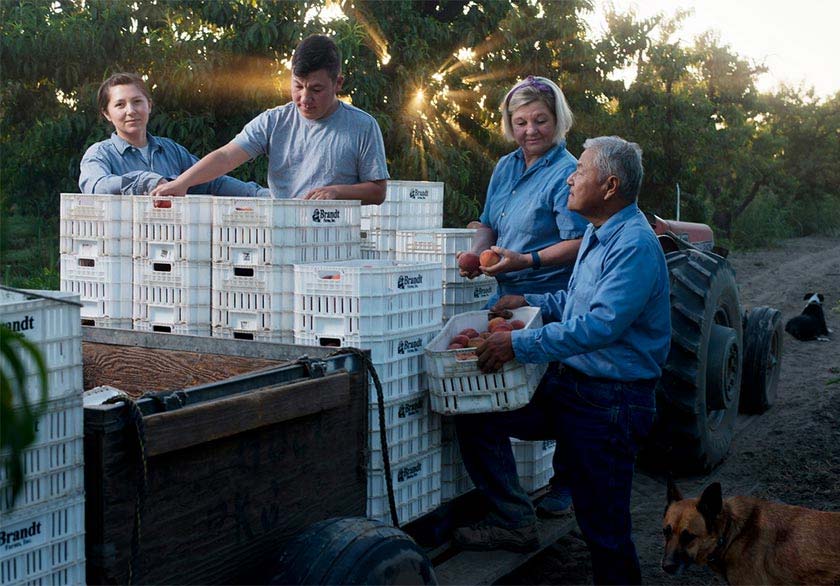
[505,236,840,585]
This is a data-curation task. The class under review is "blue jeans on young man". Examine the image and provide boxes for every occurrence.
[455,363,657,585]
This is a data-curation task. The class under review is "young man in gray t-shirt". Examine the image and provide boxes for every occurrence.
[152,35,389,203]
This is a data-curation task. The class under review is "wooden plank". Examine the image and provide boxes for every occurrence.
[83,342,286,395]
[433,516,578,586]
[142,372,350,456]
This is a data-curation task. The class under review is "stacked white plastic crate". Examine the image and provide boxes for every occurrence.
[132,196,213,335]
[211,199,361,344]
[361,180,444,260]
[395,228,497,321]
[59,194,133,329]
[293,259,443,524]
[0,289,86,585]
[440,418,473,502]
[512,438,555,493]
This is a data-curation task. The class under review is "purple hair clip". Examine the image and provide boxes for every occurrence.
[512,75,554,95]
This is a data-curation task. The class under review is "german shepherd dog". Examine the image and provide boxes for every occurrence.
[662,480,840,584]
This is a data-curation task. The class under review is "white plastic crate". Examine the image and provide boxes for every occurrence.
[78,317,132,330]
[368,391,441,470]
[133,321,210,337]
[132,195,213,262]
[0,396,84,515]
[213,198,361,265]
[367,448,442,525]
[512,438,556,493]
[133,258,211,290]
[360,228,397,256]
[60,193,133,257]
[295,324,438,366]
[60,254,132,322]
[360,248,396,261]
[425,307,547,415]
[440,419,473,502]
[0,290,82,406]
[361,181,444,232]
[133,261,211,331]
[396,228,479,283]
[0,494,85,586]
[368,359,426,403]
[294,260,442,337]
[443,278,497,306]
[211,326,294,345]
[212,264,294,335]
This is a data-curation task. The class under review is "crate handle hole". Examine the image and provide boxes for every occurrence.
[153,263,172,272]
[319,337,342,347]
[78,258,95,267]
[153,199,172,209]
[233,332,254,340]
[81,319,95,326]
[152,325,172,333]
[233,267,254,277]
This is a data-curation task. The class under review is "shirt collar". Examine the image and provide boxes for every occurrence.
[513,141,566,169]
[592,202,640,244]
[110,132,159,155]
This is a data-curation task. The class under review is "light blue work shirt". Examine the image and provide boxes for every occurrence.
[512,203,671,381]
[479,142,588,295]
[79,133,268,196]
[233,102,389,199]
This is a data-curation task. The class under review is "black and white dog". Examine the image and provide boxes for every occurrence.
[785,293,830,341]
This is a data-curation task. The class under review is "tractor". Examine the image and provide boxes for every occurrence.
[646,214,783,473]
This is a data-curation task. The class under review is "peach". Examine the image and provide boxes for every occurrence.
[467,338,485,348]
[448,342,465,349]
[458,252,481,273]
[491,322,513,333]
[458,327,481,339]
[510,319,525,330]
[488,317,506,331]
[451,334,471,347]
[479,250,501,268]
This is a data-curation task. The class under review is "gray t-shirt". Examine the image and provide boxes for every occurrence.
[233,101,389,199]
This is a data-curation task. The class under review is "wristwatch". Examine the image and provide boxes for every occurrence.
[531,250,541,271]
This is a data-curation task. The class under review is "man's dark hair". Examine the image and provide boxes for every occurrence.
[292,35,342,80]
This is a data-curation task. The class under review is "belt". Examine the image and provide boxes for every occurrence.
[553,362,658,387]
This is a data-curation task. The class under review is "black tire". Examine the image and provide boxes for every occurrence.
[653,249,743,473]
[270,517,438,585]
[739,306,783,414]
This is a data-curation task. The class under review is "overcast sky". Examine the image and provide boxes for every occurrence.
[584,0,839,99]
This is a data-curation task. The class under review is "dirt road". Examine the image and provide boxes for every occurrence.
[506,236,840,585]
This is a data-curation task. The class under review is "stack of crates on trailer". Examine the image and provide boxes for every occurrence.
[212,199,361,344]
[395,228,497,321]
[0,289,86,585]
[361,181,444,260]
[293,259,443,524]
[440,418,473,502]
[132,196,213,336]
[511,438,556,493]
[59,193,133,329]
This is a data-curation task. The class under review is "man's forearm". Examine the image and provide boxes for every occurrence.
[329,180,386,204]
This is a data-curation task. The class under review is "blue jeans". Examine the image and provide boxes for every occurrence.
[455,364,657,585]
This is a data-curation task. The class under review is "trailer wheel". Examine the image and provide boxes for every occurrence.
[270,517,438,585]
[652,249,743,473]
[739,306,783,414]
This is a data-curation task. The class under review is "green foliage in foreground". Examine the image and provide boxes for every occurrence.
[1,323,49,505]
[1,0,839,279]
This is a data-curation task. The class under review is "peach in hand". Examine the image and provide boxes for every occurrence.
[479,250,501,268]
[458,252,481,273]
[510,320,526,330]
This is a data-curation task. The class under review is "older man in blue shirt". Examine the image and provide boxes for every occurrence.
[453,136,671,586]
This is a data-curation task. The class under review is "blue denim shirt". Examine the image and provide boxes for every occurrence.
[79,132,268,196]
[479,143,588,295]
[512,203,671,381]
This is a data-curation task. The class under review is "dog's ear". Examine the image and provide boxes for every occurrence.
[697,482,723,530]
[666,475,683,505]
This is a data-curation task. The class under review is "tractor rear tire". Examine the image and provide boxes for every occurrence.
[653,249,743,473]
[270,517,437,585]
[739,306,783,414]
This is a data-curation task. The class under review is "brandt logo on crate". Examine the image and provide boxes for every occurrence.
[397,461,423,483]
[397,337,424,355]
[398,397,424,418]
[397,274,423,289]
[3,314,35,332]
[408,188,429,200]
[311,208,341,223]
[474,286,493,299]
[1,518,46,554]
